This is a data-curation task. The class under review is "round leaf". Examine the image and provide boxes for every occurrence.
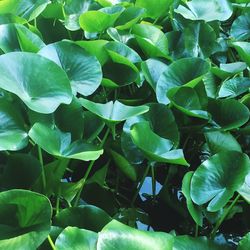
[190,151,250,212]
[156,57,210,104]
[38,41,102,96]
[0,52,72,114]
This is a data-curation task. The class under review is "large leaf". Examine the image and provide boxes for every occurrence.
[208,99,250,130]
[0,52,72,114]
[0,23,45,53]
[55,227,97,250]
[130,122,189,166]
[0,189,52,249]
[79,98,149,122]
[29,123,103,161]
[156,57,210,104]
[175,0,233,22]
[79,6,124,33]
[0,0,50,21]
[135,0,173,19]
[0,99,28,151]
[132,24,169,59]
[190,151,250,212]
[231,12,250,41]
[97,220,174,250]
[38,40,102,96]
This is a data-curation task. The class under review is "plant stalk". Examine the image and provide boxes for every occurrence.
[38,146,46,192]
[210,194,241,239]
[47,235,56,250]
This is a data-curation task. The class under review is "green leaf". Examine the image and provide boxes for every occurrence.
[76,40,109,65]
[0,23,45,53]
[231,12,250,41]
[0,0,50,21]
[208,99,250,130]
[115,6,145,30]
[79,6,124,33]
[0,189,52,250]
[0,13,26,24]
[97,220,174,250]
[29,123,103,161]
[173,235,230,250]
[205,131,242,154]
[168,86,210,120]
[182,172,203,226]
[175,0,233,22]
[132,24,170,59]
[0,99,28,151]
[231,42,250,67]
[2,153,41,189]
[141,58,168,91]
[0,52,72,114]
[135,0,173,19]
[238,232,250,250]
[190,151,250,212]
[79,98,149,122]
[130,122,189,166]
[110,149,137,181]
[218,77,250,98]
[53,205,112,232]
[55,227,97,250]
[211,62,247,80]
[38,40,102,96]
[156,58,210,104]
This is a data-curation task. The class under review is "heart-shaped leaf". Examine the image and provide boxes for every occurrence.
[208,99,249,130]
[156,57,210,104]
[0,99,28,151]
[97,220,174,250]
[0,52,72,114]
[190,151,250,211]
[231,12,250,41]
[38,40,102,96]
[0,189,52,250]
[175,0,233,22]
[130,122,189,166]
[29,123,103,161]
[132,24,170,59]
[79,98,149,122]
[79,6,124,33]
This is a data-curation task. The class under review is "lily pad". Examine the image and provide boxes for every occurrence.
[0,189,52,250]
[0,52,72,114]
[29,123,103,161]
[190,151,250,211]
[79,98,149,122]
[97,220,174,250]
[38,40,102,96]
[156,57,210,104]
[175,0,233,22]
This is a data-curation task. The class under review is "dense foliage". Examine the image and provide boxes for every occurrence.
[0,0,250,249]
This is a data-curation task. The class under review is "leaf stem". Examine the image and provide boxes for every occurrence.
[47,235,56,250]
[131,162,151,205]
[38,146,46,192]
[195,224,199,237]
[210,194,241,239]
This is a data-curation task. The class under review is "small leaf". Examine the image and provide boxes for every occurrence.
[231,42,250,67]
